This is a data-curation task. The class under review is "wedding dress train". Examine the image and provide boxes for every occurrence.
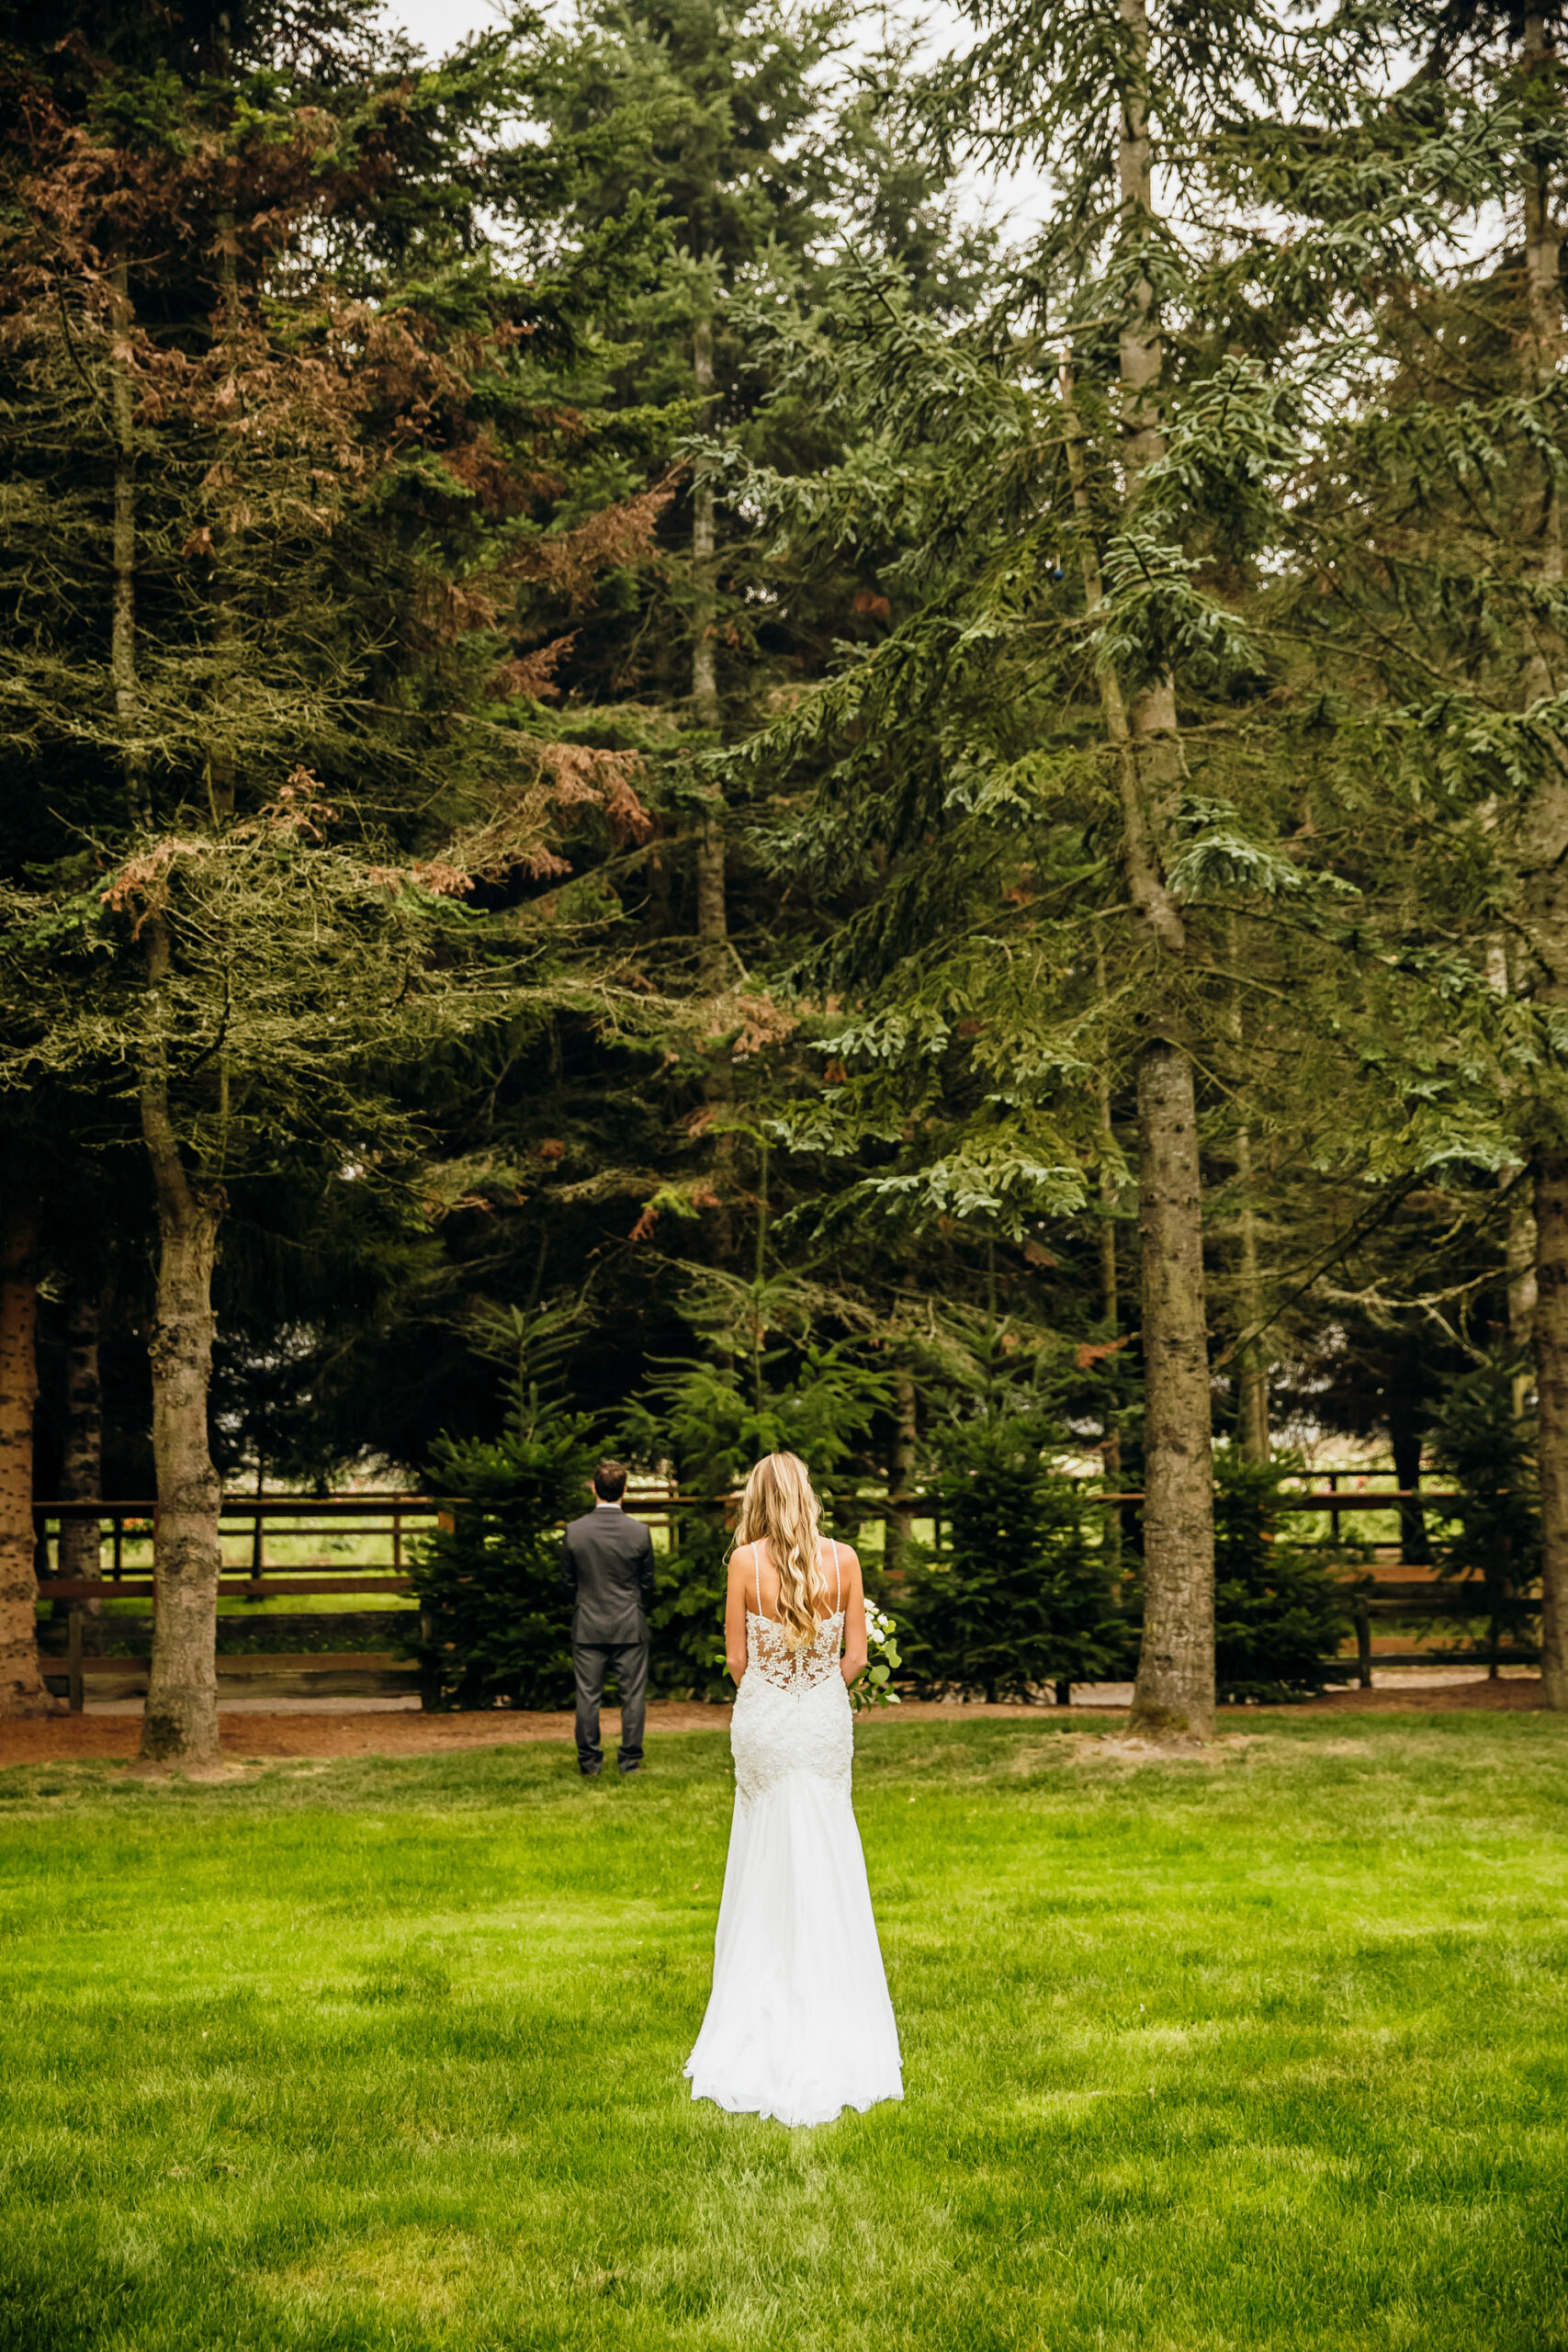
[684,1559,903,2128]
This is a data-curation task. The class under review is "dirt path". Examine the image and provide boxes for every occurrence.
[0,1677,1549,1766]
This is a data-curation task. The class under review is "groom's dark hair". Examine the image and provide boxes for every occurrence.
[592,1459,628,1501]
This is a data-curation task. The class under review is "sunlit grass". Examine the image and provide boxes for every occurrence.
[1,1714,1565,2350]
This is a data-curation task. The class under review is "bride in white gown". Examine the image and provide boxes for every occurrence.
[684,1451,903,2127]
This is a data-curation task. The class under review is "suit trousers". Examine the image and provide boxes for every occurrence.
[573,1637,649,1772]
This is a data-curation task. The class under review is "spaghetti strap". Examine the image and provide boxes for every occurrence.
[752,1542,761,1618]
[829,1537,840,1612]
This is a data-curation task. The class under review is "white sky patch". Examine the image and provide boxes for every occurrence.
[378,0,1053,236]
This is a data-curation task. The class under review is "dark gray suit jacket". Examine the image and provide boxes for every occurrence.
[560,1505,656,1645]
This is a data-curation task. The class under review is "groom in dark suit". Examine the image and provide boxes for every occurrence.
[560,1460,656,1778]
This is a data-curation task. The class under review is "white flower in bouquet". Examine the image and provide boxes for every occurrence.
[855,1598,902,1711]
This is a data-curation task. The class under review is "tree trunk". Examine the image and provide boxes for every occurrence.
[1535,1150,1568,1707]
[1508,1183,1540,1425]
[692,316,721,733]
[692,314,728,982]
[1095,942,1124,1576]
[1235,1127,1269,1462]
[1508,1189,1539,1353]
[1523,12,1562,529]
[1487,942,1539,1413]
[697,840,736,1261]
[887,1371,918,1577]
[1130,1043,1216,1736]
[59,1283,105,1611]
[1389,1403,1429,1569]
[696,805,728,988]
[1110,0,1216,1732]
[0,1203,51,1715]
[206,62,242,824]
[1063,338,1215,1723]
[139,924,224,1764]
[1517,7,1568,1708]
[691,316,738,1249]
[110,260,150,828]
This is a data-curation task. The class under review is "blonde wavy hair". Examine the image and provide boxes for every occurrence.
[733,1452,827,1648]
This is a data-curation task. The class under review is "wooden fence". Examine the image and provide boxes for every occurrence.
[29,1478,1539,1711]
[33,1496,435,1711]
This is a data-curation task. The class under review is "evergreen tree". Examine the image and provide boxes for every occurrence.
[901,1331,1126,1702]
[1281,0,1568,1706]
[691,0,1525,1741]
[5,0,1551,1739]
[288,10,1007,1462]
[624,1261,888,1691]
[1211,1453,1353,1704]
[0,0,672,1746]
[1427,1349,1542,1671]
[409,1309,600,1710]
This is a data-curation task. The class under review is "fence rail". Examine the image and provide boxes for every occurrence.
[29,1480,1529,1713]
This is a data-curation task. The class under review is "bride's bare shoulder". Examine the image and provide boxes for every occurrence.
[819,1535,860,1589]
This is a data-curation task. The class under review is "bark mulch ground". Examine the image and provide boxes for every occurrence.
[1301,1677,1547,1713]
[0,1677,1548,1765]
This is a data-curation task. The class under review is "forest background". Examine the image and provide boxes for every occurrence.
[3,0,1566,1758]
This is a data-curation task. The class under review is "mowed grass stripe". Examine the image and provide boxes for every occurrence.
[0,1714,1564,2351]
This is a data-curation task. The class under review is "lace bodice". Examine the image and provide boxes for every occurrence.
[734,1606,853,1809]
[744,1609,846,1693]
[730,1541,854,1812]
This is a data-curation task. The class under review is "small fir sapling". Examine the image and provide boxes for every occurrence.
[1207,1452,1353,1704]
[623,1287,888,1696]
[900,1338,1128,1702]
[1427,1349,1540,1675]
[408,1309,599,1711]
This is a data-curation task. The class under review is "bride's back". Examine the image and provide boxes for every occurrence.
[688,1450,903,2126]
[740,1537,843,1625]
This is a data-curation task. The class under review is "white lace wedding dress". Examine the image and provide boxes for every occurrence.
[684,1550,903,2127]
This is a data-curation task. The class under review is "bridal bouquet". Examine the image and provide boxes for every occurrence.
[854,1600,902,1712]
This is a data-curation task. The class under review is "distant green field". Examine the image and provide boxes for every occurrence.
[39,1515,433,1621]
[2,1715,1564,2350]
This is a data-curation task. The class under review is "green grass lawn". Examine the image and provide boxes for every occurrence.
[1,1715,1565,2352]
